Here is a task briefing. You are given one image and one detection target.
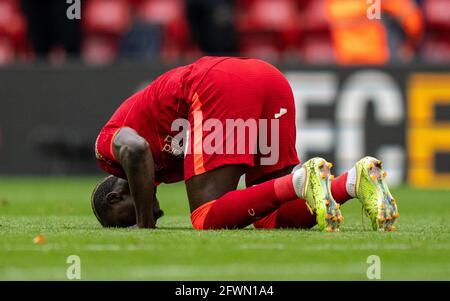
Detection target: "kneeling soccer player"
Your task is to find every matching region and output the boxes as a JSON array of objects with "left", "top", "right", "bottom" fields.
[{"left": 91, "top": 56, "right": 399, "bottom": 232}]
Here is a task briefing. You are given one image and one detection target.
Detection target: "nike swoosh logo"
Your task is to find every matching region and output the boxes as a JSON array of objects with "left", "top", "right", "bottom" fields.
[{"left": 274, "top": 108, "right": 287, "bottom": 119}]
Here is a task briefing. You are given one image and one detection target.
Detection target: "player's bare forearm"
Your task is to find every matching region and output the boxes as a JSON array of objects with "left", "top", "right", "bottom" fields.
[{"left": 113, "top": 127, "right": 156, "bottom": 228}]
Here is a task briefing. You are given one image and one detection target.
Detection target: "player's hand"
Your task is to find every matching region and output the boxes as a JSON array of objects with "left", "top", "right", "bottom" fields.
[{"left": 128, "top": 196, "right": 162, "bottom": 229}]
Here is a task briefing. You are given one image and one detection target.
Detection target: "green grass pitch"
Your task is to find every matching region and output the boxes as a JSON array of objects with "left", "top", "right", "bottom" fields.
[{"left": 0, "top": 177, "right": 449, "bottom": 280}]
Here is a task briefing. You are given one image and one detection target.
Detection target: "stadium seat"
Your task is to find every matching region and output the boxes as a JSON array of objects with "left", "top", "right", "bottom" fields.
[
  {"left": 0, "top": 0, "right": 26, "bottom": 47},
  {"left": 237, "top": 0, "right": 299, "bottom": 32},
  {"left": 239, "top": 39, "right": 281, "bottom": 62},
  {"left": 126, "top": 0, "right": 145, "bottom": 9},
  {"left": 82, "top": 35, "right": 118, "bottom": 65},
  {"left": 237, "top": 0, "right": 301, "bottom": 56},
  {"left": 83, "top": 0, "right": 131, "bottom": 36},
  {"left": 136, "top": 0, "right": 190, "bottom": 61},
  {"left": 0, "top": 37, "right": 15, "bottom": 65},
  {"left": 301, "top": 34, "right": 334, "bottom": 64},
  {"left": 236, "top": 0, "right": 256, "bottom": 10},
  {"left": 422, "top": 35, "right": 450, "bottom": 62},
  {"left": 137, "top": 0, "right": 184, "bottom": 25},
  {"left": 297, "top": 0, "right": 333, "bottom": 63},
  {"left": 300, "top": 0, "right": 329, "bottom": 32},
  {"left": 423, "top": 0, "right": 450, "bottom": 29}
]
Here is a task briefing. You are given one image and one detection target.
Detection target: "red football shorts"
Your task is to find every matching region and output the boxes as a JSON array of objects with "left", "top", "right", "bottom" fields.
[{"left": 183, "top": 58, "right": 299, "bottom": 184}]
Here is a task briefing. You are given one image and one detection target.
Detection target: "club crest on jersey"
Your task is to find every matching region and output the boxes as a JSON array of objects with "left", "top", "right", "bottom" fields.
[{"left": 162, "top": 135, "right": 185, "bottom": 158}]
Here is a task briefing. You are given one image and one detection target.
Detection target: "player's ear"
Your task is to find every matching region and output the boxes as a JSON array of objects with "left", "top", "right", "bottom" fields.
[{"left": 105, "top": 192, "right": 123, "bottom": 204}]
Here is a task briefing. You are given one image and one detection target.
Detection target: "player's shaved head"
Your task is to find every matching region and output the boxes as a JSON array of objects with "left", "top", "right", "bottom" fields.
[
  {"left": 91, "top": 175, "right": 117, "bottom": 226},
  {"left": 91, "top": 176, "right": 136, "bottom": 227}
]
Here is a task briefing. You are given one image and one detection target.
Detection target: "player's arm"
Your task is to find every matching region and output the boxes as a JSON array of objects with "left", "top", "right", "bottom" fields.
[{"left": 112, "top": 127, "right": 156, "bottom": 229}]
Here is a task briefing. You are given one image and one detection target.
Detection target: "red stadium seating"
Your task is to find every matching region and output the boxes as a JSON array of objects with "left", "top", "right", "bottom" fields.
[
  {"left": 0, "top": 0, "right": 27, "bottom": 63},
  {"left": 297, "top": 0, "right": 332, "bottom": 63},
  {"left": 1, "top": 0, "right": 448, "bottom": 64},
  {"left": 82, "top": 35, "right": 119, "bottom": 65},
  {"left": 126, "top": 0, "right": 145, "bottom": 9},
  {"left": 0, "top": 37, "right": 15, "bottom": 65},
  {"left": 237, "top": 0, "right": 302, "bottom": 56},
  {"left": 239, "top": 38, "right": 281, "bottom": 62},
  {"left": 300, "top": 0, "right": 329, "bottom": 32},
  {"left": 83, "top": 0, "right": 131, "bottom": 36},
  {"left": 82, "top": 0, "right": 132, "bottom": 64},
  {"left": 423, "top": 0, "right": 450, "bottom": 29},
  {"left": 301, "top": 34, "right": 334, "bottom": 64},
  {"left": 238, "top": 0, "right": 299, "bottom": 31},
  {"left": 137, "top": 0, "right": 184, "bottom": 25},
  {"left": 422, "top": 0, "right": 450, "bottom": 63},
  {"left": 422, "top": 35, "right": 450, "bottom": 62},
  {"left": 0, "top": 0, "right": 26, "bottom": 46},
  {"left": 137, "top": 0, "right": 190, "bottom": 61}
]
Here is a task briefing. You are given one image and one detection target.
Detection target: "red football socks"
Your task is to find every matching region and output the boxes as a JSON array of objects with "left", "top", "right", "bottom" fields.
[
  {"left": 190, "top": 172, "right": 354, "bottom": 230},
  {"left": 330, "top": 172, "right": 352, "bottom": 204},
  {"left": 253, "top": 198, "right": 317, "bottom": 229},
  {"left": 191, "top": 174, "right": 298, "bottom": 229},
  {"left": 255, "top": 172, "right": 353, "bottom": 229}
]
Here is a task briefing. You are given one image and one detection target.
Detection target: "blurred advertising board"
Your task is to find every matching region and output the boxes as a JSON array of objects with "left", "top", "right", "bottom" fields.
[{"left": 0, "top": 64, "right": 449, "bottom": 188}]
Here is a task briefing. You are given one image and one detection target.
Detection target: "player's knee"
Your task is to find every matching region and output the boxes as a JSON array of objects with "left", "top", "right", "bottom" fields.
[
  {"left": 191, "top": 210, "right": 208, "bottom": 230},
  {"left": 191, "top": 219, "right": 205, "bottom": 230},
  {"left": 190, "top": 200, "right": 216, "bottom": 230}
]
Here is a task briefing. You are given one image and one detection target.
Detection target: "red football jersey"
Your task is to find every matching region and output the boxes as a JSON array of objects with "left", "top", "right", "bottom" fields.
[
  {"left": 95, "top": 56, "right": 299, "bottom": 184},
  {"left": 96, "top": 57, "right": 232, "bottom": 183}
]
